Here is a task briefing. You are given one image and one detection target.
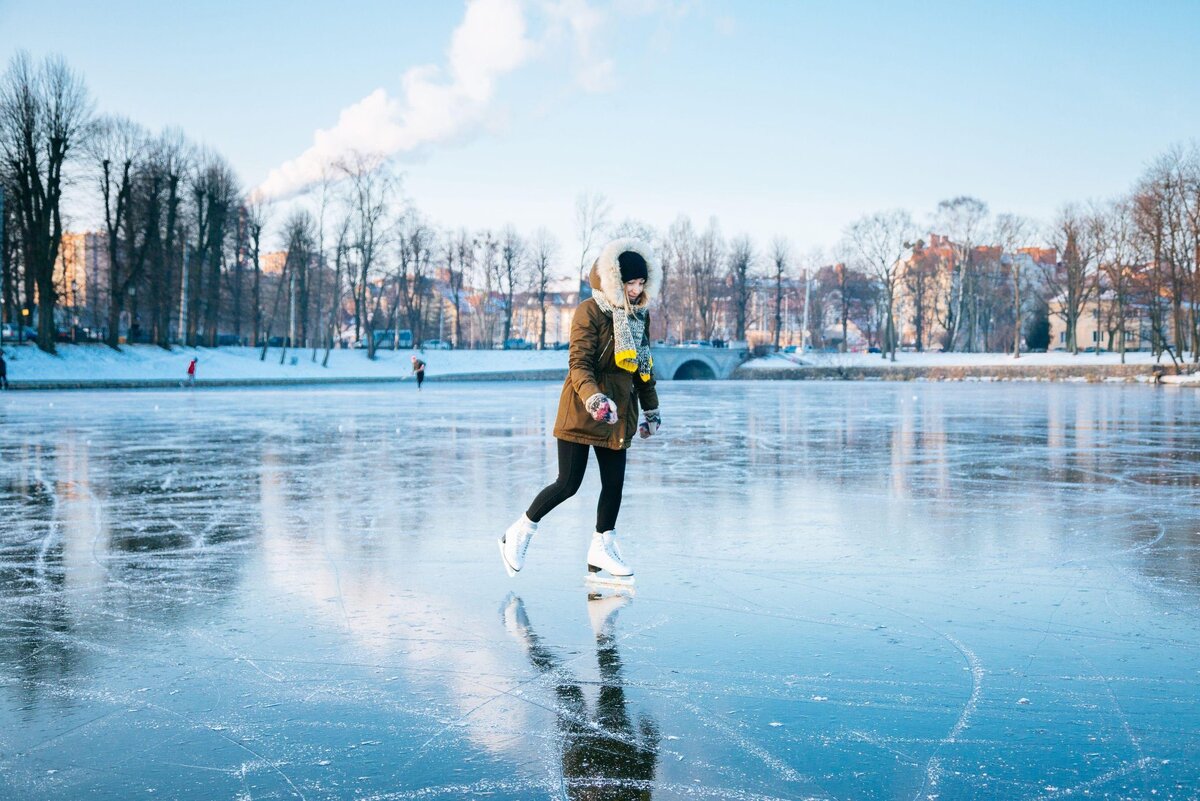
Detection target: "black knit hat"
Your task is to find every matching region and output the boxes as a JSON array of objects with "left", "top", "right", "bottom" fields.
[{"left": 618, "top": 251, "right": 648, "bottom": 283}]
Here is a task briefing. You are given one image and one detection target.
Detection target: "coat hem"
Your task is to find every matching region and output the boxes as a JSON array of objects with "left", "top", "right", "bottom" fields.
[{"left": 552, "top": 430, "right": 631, "bottom": 451}]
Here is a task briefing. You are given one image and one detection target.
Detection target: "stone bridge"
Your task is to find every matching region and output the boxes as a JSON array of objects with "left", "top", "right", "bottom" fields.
[{"left": 652, "top": 346, "right": 750, "bottom": 380}]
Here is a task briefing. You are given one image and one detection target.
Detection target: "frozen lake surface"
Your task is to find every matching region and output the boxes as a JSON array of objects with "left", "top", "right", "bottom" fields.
[{"left": 1, "top": 382, "right": 1198, "bottom": 800}]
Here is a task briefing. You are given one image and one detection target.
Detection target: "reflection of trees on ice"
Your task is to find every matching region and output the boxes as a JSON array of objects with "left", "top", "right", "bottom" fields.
[{"left": 503, "top": 592, "right": 659, "bottom": 799}]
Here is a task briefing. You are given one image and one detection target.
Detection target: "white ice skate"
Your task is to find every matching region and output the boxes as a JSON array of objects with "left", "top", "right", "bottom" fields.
[
  {"left": 585, "top": 529, "right": 635, "bottom": 589},
  {"left": 498, "top": 514, "right": 537, "bottom": 577},
  {"left": 587, "top": 590, "right": 632, "bottom": 638}
]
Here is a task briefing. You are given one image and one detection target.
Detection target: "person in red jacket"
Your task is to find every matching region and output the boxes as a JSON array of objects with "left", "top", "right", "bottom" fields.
[{"left": 185, "top": 358, "right": 197, "bottom": 387}]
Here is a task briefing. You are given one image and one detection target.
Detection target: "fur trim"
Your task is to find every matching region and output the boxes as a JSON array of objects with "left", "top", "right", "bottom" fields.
[{"left": 591, "top": 238, "right": 662, "bottom": 309}]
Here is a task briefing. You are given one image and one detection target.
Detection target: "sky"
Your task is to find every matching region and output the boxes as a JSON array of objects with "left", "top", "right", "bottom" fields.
[{"left": 2, "top": 0, "right": 1199, "bottom": 265}]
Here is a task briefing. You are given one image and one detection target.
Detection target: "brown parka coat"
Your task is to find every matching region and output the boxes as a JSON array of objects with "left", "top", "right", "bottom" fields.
[{"left": 552, "top": 239, "right": 661, "bottom": 451}]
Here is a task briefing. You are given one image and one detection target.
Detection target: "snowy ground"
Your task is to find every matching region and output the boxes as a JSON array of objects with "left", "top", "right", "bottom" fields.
[
  {"left": 0, "top": 343, "right": 568, "bottom": 385},
  {"left": 3, "top": 343, "right": 1198, "bottom": 385},
  {"left": 745, "top": 349, "right": 1200, "bottom": 379},
  {"left": 2, "top": 382, "right": 1199, "bottom": 800}
]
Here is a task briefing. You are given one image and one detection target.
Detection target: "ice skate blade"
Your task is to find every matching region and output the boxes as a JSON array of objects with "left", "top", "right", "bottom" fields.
[
  {"left": 585, "top": 572, "right": 635, "bottom": 591},
  {"left": 498, "top": 538, "right": 518, "bottom": 578}
]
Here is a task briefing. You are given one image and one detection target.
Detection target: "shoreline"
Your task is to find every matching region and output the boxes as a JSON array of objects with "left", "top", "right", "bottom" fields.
[
  {"left": 1, "top": 369, "right": 571, "bottom": 391},
  {"left": 734, "top": 362, "right": 1172, "bottom": 383},
  {"left": 2, "top": 343, "right": 1198, "bottom": 390},
  {"left": 5, "top": 364, "right": 1200, "bottom": 390}
]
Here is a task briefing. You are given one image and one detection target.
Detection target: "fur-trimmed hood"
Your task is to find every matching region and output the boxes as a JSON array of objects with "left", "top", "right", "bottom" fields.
[{"left": 588, "top": 238, "right": 662, "bottom": 310}]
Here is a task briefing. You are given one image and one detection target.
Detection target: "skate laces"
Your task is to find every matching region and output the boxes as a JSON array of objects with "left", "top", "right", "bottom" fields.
[
  {"left": 603, "top": 534, "right": 623, "bottom": 562},
  {"left": 517, "top": 529, "right": 532, "bottom": 560}
]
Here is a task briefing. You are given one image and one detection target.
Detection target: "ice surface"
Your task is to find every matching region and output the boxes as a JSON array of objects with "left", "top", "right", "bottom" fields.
[{"left": 1, "top": 382, "right": 1198, "bottom": 800}]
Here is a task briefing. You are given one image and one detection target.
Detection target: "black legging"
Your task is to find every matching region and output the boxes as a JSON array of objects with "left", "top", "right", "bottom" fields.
[{"left": 526, "top": 439, "right": 627, "bottom": 533}]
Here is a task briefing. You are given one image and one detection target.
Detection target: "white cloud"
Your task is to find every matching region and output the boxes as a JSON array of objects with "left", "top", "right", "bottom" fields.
[
  {"left": 544, "top": 0, "right": 616, "bottom": 92},
  {"left": 256, "top": 0, "right": 534, "bottom": 200},
  {"left": 255, "top": 0, "right": 690, "bottom": 201}
]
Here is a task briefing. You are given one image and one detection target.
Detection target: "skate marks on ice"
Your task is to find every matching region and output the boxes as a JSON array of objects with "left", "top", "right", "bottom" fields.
[
  {"left": 641, "top": 539, "right": 1192, "bottom": 801},
  {"left": 3, "top": 385, "right": 1200, "bottom": 798},
  {"left": 493, "top": 591, "right": 833, "bottom": 801}
]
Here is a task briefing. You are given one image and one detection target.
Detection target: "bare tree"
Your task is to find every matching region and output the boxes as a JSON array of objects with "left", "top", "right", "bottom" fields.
[
  {"left": 1186, "top": 143, "right": 1200, "bottom": 361},
  {"left": 397, "top": 210, "right": 433, "bottom": 345},
  {"left": 478, "top": 230, "right": 500, "bottom": 347},
  {"left": 276, "top": 210, "right": 316, "bottom": 363},
  {"left": 662, "top": 216, "right": 696, "bottom": 343},
  {"left": 450, "top": 228, "right": 473, "bottom": 347},
  {"left": 530, "top": 227, "right": 559, "bottom": 349},
  {"left": 932, "top": 196, "right": 989, "bottom": 351},
  {"left": 992, "top": 213, "right": 1035, "bottom": 358},
  {"left": 575, "top": 190, "right": 611, "bottom": 288},
  {"left": 245, "top": 198, "right": 268, "bottom": 346},
  {"left": 831, "top": 259, "right": 851, "bottom": 352},
  {"left": 88, "top": 116, "right": 147, "bottom": 348},
  {"left": 1133, "top": 178, "right": 1173, "bottom": 362},
  {"left": 337, "top": 151, "right": 394, "bottom": 358},
  {"left": 0, "top": 52, "right": 93, "bottom": 353},
  {"left": 902, "top": 240, "right": 939, "bottom": 352},
  {"left": 845, "top": 209, "right": 916, "bottom": 361},
  {"left": 499, "top": 225, "right": 525, "bottom": 345},
  {"left": 691, "top": 218, "right": 723, "bottom": 339},
  {"left": 727, "top": 234, "right": 755, "bottom": 341},
  {"left": 1094, "top": 197, "right": 1144, "bottom": 363},
  {"left": 185, "top": 151, "right": 238, "bottom": 347},
  {"left": 322, "top": 213, "right": 352, "bottom": 366},
  {"left": 1043, "top": 204, "right": 1102, "bottom": 355},
  {"left": 769, "top": 237, "right": 789, "bottom": 350},
  {"left": 307, "top": 165, "right": 340, "bottom": 360},
  {"left": 1146, "top": 146, "right": 1200, "bottom": 360}
]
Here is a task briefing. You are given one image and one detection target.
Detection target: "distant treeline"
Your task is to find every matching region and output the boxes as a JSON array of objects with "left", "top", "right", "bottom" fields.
[{"left": 2, "top": 53, "right": 1198, "bottom": 364}]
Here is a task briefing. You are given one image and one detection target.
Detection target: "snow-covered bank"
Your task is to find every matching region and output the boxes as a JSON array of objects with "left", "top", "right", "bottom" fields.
[
  {"left": 740, "top": 350, "right": 1190, "bottom": 370},
  {"left": 737, "top": 351, "right": 1199, "bottom": 385},
  {"left": 1, "top": 343, "right": 1198, "bottom": 388},
  {"left": 0, "top": 344, "right": 569, "bottom": 388}
]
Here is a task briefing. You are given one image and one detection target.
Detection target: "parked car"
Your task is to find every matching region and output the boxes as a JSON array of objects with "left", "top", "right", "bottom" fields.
[
  {"left": 359, "top": 329, "right": 414, "bottom": 350},
  {"left": 421, "top": 339, "right": 452, "bottom": 350},
  {"left": 503, "top": 338, "right": 534, "bottom": 350},
  {"left": 1, "top": 323, "right": 37, "bottom": 342},
  {"left": 55, "top": 325, "right": 96, "bottom": 343},
  {"left": 681, "top": 340, "right": 713, "bottom": 348}
]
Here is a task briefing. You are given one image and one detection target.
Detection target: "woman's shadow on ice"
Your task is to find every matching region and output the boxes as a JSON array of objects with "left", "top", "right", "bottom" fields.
[{"left": 502, "top": 592, "right": 660, "bottom": 800}]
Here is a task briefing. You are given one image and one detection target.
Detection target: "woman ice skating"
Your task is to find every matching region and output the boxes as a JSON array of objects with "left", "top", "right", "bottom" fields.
[
  {"left": 499, "top": 238, "right": 662, "bottom": 587},
  {"left": 411, "top": 355, "right": 426, "bottom": 390},
  {"left": 185, "top": 358, "right": 197, "bottom": 387}
]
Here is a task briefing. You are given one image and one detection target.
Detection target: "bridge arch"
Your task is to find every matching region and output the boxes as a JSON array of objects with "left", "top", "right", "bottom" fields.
[
  {"left": 651, "top": 346, "right": 749, "bottom": 380},
  {"left": 673, "top": 359, "right": 717, "bottom": 380}
]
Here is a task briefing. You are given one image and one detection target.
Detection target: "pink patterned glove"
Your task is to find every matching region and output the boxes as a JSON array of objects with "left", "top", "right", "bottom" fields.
[{"left": 585, "top": 393, "right": 618, "bottom": 424}]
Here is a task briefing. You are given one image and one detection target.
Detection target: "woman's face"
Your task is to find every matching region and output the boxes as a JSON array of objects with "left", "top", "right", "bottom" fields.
[{"left": 624, "top": 278, "right": 646, "bottom": 302}]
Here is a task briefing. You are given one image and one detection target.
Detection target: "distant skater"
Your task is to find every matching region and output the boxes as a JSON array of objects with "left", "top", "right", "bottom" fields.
[
  {"left": 499, "top": 238, "right": 662, "bottom": 587},
  {"left": 411, "top": 355, "right": 425, "bottom": 390},
  {"left": 185, "top": 357, "right": 197, "bottom": 387},
  {"left": 0, "top": 350, "right": 8, "bottom": 390}
]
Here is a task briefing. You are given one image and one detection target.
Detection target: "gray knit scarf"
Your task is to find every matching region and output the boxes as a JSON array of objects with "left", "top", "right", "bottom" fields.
[{"left": 593, "top": 294, "right": 653, "bottom": 381}]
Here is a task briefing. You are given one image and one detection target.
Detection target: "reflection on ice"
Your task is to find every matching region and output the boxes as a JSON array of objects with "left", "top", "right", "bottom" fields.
[
  {"left": 503, "top": 592, "right": 660, "bottom": 799},
  {"left": 1, "top": 383, "right": 1199, "bottom": 800}
]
